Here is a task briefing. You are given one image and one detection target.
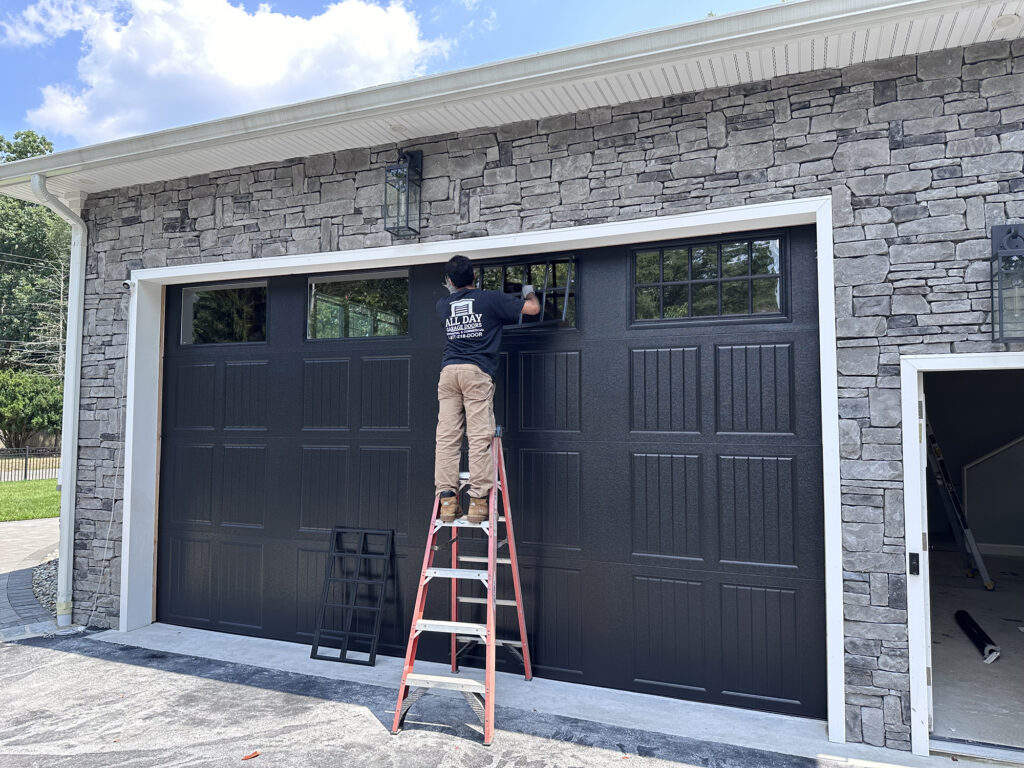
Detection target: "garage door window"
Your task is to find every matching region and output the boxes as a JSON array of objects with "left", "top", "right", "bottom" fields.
[
  {"left": 477, "top": 258, "right": 577, "bottom": 328},
  {"left": 308, "top": 272, "right": 409, "bottom": 339},
  {"left": 633, "top": 238, "right": 782, "bottom": 321},
  {"left": 181, "top": 281, "right": 267, "bottom": 345}
]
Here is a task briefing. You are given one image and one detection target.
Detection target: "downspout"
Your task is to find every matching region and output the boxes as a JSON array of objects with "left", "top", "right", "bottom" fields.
[{"left": 30, "top": 173, "right": 85, "bottom": 628}]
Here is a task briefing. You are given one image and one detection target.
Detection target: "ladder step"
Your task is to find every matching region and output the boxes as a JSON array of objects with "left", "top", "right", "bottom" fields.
[
  {"left": 457, "top": 596, "right": 518, "bottom": 606},
  {"left": 424, "top": 567, "right": 487, "bottom": 581},
  {"left": 456, "top": 635, "right": 522, "bottom": 647},
  {"left": 438, "top": 519, "right": 488, "bottom": 528},
  {"left": 416, "top": 619, "right": 487, "bottom": 637},
  {"left": 405, "top": 673, "right": 485, "bottom": 694},
  {"left": 458, "top": 555, "right": 511, "bottom": 564}
]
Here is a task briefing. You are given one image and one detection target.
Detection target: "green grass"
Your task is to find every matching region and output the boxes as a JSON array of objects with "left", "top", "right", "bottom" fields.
[{"left": 0, "top": 479, "right": 61, "bottom": 522}]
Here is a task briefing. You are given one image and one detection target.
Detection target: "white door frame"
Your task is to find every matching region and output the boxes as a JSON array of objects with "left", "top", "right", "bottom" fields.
[
  {"left": 117, "top": 196, "right": 844, "bottom": 742},
  {"left": 901, "top": 351, "right": 1024, "bottom": 755}
]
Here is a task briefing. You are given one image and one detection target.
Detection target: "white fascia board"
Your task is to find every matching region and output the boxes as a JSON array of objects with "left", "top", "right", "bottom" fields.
[
  {"left": 132, "top": 197, "right": 827, "bottom": 286},
  {"left": 0, "top": 0, "right": 982, "bottom": 194}
]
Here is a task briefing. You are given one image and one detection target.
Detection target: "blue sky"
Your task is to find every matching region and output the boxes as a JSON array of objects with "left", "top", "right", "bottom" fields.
[{"left": 0, "top": 0, "right": 775, "bottom": 152}]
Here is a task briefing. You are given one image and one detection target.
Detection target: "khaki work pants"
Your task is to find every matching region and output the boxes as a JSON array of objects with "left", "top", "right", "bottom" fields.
[{"left": 435, "top": 364, "right": 496, "bottom": 499}]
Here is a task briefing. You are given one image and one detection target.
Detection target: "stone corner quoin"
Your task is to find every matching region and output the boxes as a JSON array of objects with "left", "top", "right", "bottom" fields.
[{"left": 74, "top": 38, "right": 1024, "bottom": 751}]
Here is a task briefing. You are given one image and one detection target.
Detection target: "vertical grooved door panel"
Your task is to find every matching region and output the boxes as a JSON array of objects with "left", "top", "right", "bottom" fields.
[
  {"left": 519, "top": 351, "right": 580, "bottom": 431},
  {"left": 303, "top": 359, "right": 350, "bottom": 429},
  {"left": 221, "top": 445, "right": 267, "bottom": 528},
  {"left": 631, "top": 348, "right": 700, "bottom": 432},
  {"left": 518, "top": 450, "right": 581, "bottom": 549},
  {"left": 631, "top": 453, "right": 702, "bottom": 559},
  {"left": 716, "top": 344, "right": 794, "bottom": 433},
  {"left": 719, "top": 455, "right": 796, "bottom": 567},
  {"left": 633, "top": 576, "right": 706, "bottom": 692},
  {"left": 359, "top": 447, "right": 410, "bottom": 535},
  {"left": 217, "top": 542, "right": 263, "bottom": 629},
  {"left": 224, "top": 361, "right": 268, "bottom": 429},
  {"left": 360, "top": 357, "right": 410, "bottom": 429},
  {"left": 299, "top": 447, "right": 351, "bottom": 532},
  {"left": 174, "top": 364, "right": 216, "bottom": 429}
]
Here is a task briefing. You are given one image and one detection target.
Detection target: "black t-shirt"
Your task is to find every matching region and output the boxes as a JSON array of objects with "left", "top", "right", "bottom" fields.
[{"left": 436, "top": 288, "right": 525, "bottom": 378}]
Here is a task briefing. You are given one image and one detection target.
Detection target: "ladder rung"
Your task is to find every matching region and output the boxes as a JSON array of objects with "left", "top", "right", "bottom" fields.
[
  {"left": 325, "top": 577, "right": 385, "bottom": 585},
  {"left": 438, "top": 519, "right": 489, "bottom": 528},
  {"left": 416, "top": 619, "right": 487, "bottom": 637},
  {"left": 316, "top": 629, "right": 376, "bottom": 639},
  {"left": 458, "top": 556, "right": 511, "bottom": 564},
  {"left": 456, "top": 635, "right": 522, "bottom": 647},
  {"left": 405, "top": 673, "right": 485, "bottom": 694},
  {"left": 456, "top": 596, "right": 518, "bottom": 606},
  {"left": 329, "top": 552, "right": 390, "bottom": 560},
  {"left": 424, "top": 568, "right": 487, "bottom": 581}
]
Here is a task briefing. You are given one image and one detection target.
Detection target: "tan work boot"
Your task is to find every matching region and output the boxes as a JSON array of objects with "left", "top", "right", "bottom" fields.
[
  {"left": 439, "top": 493, "right": 463, "bottom": 523},
  {"left": 467, "top": 496, "right": 489, "bottom": 524}
]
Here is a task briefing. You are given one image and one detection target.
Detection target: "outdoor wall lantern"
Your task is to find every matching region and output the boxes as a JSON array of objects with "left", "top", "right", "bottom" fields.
[
  {"left": 384, "top": 150, "right": 422, "bottom": 237},
  {"left": 992, "top": 224, "right": 1024, "bottom": 342}
]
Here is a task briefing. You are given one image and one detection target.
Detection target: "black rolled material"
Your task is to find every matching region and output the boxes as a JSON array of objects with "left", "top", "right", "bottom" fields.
[{"left": 954, "top": 609, "right": 1001, "bottom": 664}]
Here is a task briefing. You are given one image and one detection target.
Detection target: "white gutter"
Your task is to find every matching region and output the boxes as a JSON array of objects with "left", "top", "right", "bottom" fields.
[{"left": 30, "top": 173, "right": 85, "bottom": 628}]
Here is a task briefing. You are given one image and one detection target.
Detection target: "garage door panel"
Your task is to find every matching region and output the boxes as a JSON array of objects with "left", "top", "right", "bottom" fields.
[
  {"left": 630, "top": 452, "right": 703, "bottom": 560},
  {"left": 715, "top": 343, "right": 794, "bottom": 434},
  {"left": 171, "top": 363, "right": 216, "bottom": 430},
  {"left": 217, "top": 541, "right": 264, "bottom": 630},
  {"left": 518, "top": 350, "right": 581, "bottom": 432},
  {"left": 717, "top": 454, "right": 797, "bottom": 567},
  {"left": 298, "top": 446, "right": 352, "bottom": 532},
  {"left": 301, "top": 358, "right": 351, "bottom": 430},
  {"left": 359, "top": 356, "right": 410, "bottom": 430},
  {"left": 224, "top": 360, "right": 269, "bottom": 430},
  {"left": 221, "top": 444, "right": 267, "bottom": 528},
  {"left": 163, "top": 536, "right": 213, "bottom": 624},
  {"left": 632, "top": 574, "right": 708, "bottom": 694},
  {"left": 517, "top": 449, "right": 582, "bottom": 551},
  {"left": 166, "top": 443, "right": 215, "bottom": 525},
  {"left": 630, "top": 346, "right": 701, "bottom": 433},
  {"left": 521, "top": 564, "right": 584, "bottom": 680},
  {"left": 357, "top": 446, "right": 410, "bottom": 535}
]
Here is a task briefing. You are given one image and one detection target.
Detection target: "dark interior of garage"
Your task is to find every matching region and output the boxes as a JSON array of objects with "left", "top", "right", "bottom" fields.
[{"left": 924, "top": 370, "right": 1024, "bottom": 750}]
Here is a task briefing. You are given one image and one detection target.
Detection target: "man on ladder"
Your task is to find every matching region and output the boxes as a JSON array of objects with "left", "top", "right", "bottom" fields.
[
  {"left": 434, "top": 255, "right": 540, "bottom": 522},
  {"left": 391, "top": 255, "right": 538, "bottom": 746}
]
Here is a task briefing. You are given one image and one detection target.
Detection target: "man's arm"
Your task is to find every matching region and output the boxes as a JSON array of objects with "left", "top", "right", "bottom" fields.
[{"left": 521, "top": 285, "right": 541, "bottom": 316}]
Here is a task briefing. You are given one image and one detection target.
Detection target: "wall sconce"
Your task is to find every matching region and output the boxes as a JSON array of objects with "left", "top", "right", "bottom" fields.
[
  {"left": 384, "top": 150, "right": 422, "bottom": 237},
  {"left": 992, "top": 224, "right": 1024, "bottom": 342}
]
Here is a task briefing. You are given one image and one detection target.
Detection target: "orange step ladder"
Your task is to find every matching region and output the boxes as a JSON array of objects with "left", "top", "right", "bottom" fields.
[{"left": 391, "top": 426, "right": 532, "bottom": 746}]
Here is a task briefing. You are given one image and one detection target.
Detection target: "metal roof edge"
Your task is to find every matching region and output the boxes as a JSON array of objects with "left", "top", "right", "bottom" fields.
[{"left": 0, "top": 0, "right": 997, "bottom": 191}]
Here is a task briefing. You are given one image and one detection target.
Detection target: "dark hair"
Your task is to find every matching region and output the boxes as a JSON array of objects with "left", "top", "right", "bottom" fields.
[{"left": 445, "top": 255, "right": 475, "bottom": 288}]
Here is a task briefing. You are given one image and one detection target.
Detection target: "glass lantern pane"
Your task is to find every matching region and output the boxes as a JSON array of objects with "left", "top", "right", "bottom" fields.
[
  {"left": 691, "top": 246, "right": 718, "bottom": 280},
  {"left": 691, "top": 282, "right": 718, "bottom": 316},
  {"left": 635, "top": 250, "right": 660, "bottom": 283},
  {"left": 722, "top": 241, "right": 749, "bottom": 277},
  {"left": 752, "top": 239, "right": 781, "bottom": 275},
  {"left": 635, "top": 287, "right": 660, "bottom": 320},
  {"left": 663, "top": 249, "right": 688, "bottom": 281},
  {"left": 752, "top": 277, "right": 781, "bottom": 314},
  {"left": 721, "top": 280, "right": 749, "bottom": 315}
]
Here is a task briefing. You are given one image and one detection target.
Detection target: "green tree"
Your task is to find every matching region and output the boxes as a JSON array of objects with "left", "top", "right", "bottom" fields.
[
  {"left": 0, "top": 369, "right": 62, "bottom": 448},
  {"left": 0, "top": 130, "right": 70, "bottom": 374}
]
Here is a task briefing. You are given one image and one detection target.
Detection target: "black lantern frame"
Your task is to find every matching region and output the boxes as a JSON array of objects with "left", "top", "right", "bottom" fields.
[
  {"left": 384, "top": 150, "right": 422, "bottom": 237},
  {"left": 991, "top": 224, "right": 1024, "bottom": 343}
]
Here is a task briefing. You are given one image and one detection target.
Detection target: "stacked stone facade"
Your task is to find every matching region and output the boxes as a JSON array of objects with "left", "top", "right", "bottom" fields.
[{"left": 75, "top": 39, "right": 1024, "bottom": 750}]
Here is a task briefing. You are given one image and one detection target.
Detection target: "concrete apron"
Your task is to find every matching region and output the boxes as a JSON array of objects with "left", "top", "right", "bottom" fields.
[{"left": 93, "top": 624, "right": 969, "bottom": 768}]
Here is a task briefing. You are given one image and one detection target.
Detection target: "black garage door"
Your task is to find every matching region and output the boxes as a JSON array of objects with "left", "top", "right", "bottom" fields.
[{"left": 158, "top": 225, "right": 825, "bottom": 717}]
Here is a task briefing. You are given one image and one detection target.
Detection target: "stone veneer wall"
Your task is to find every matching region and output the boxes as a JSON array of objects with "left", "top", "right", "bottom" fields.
[{"left": 75, "top": 39, "right": 1024, "bottom": 750}]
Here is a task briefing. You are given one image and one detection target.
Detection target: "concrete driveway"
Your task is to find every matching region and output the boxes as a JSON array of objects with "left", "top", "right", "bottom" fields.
[{"left": 0, "top": 633, "right": 974, "bottom": 768}]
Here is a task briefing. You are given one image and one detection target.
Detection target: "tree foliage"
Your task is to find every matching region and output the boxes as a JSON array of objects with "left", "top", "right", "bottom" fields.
[
  {"left": 0, "top": 368, "right": 62, "bottom": 448},
  {"left": 0, "top": 130, "right": 70, "bottom": 375}
]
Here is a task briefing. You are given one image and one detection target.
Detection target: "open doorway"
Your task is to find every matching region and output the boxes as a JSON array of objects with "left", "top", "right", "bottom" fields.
[{"left": 924, "top": 369, "right": 1024, "bottom": 751}]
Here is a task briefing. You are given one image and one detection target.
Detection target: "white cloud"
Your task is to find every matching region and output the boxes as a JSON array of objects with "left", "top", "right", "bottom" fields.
[{"left": 3, "top": 0, "right": 450, "bottom": 145}]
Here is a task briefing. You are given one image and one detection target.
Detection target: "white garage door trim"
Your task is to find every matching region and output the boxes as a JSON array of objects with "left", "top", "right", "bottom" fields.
[{"left": 117, "top": 195, "right": 843, "bottom": 741}]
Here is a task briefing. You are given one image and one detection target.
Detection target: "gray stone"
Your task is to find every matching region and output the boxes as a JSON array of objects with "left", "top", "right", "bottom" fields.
[
  {"left": 715, "top": 142, "right": 773, "bottom": 172},
  {"left": 838, "top": 347, "right": 878, "bottom": 376},
  {"left": 869, "top": 388, "right": 902, "bottom": 428},
  {"left": 670, "top": 157, "right": 716, "bottom": 179},
  {"left": 917, "top": 49, "right": 962, "bottom": 80},
  {"left": 706, "top": 111, "right": 726, "bottom": 148},
  {"left": 834, "top": 255, "right": 889, "bottom": 286},
  {"left": 843, "top": 523, "right": 885, "bottom": 552},
  {"left": 962, "top": 153, "right": 1022, "bottom": 175},
  {"left": 834, "top": 139, "right": 890, "bottom": 171},
  {"left": 884, "top": 171, "right": 931, "bottom": 194},
  {"left": 551, "top": 154, "right": 593, "bottom": 181}
]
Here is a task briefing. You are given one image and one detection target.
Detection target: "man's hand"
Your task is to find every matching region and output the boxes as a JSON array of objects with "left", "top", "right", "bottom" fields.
[{"left": 521, "top": 284, "right": 541, "bottom": 316}]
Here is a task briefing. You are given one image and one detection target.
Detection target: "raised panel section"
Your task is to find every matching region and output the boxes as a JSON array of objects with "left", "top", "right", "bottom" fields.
[
  {"left": 224, "top": 360, "right": 268, "bottom": 429},
  {"left": 720, "top": 584, "right": 801, "bottom": 704},
  {"left": 295, "top": 547, "right": 328, "bottom": 637},
  {"left": 716, "top": 344, "right": 793, "bottom": 433},
  {"left": 631, "top": 347, "right": 700, "bottom": 432},
  {"left": 519, "top": 351, "right": 580, "bottom": 431},
  {"left": 361, "top": 357, "right": 410, "bottom": 429},
  {"left": 633, "top": 576, "right": 706, "bottom": 692},
  {"left": 632, "top": 454, "right": 702, "bottom": 559},
  {"left": 523, "top": 566, "right": 583, "bottom": 676},
  {"left": 299, "top": 446, "right": 351, "bottom": 531},
  {"left": 359, "top": 447, "right": 410, "bottom": 535},
  {"left": 518, "top": 450, "right": 581, "bottom": 549},
  {"left": 303, "top": 358, "right": 350, "bottom": 429},
  {"left": 718, "top": 456, "right": 796, "bottom": 567},
  {"left": 174, "top": 363, "right": 215, "bottom": 429},
  {"left": 217, "top": 542, "right": 263, "bottom": 629},
  {"left": 170, "top": 444, "right": 214, "bottom": 524},
  {"left": 165, "top": 537, "right": 212, "bottom": 622},
  {"left": 221, "top": 445, "right": 267, "bottom": 528}
]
